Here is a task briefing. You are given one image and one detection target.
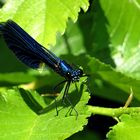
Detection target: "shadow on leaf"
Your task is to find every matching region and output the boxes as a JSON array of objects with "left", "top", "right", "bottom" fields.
[
  {"left": 19, "top": 81, "right": 85, "bottom": 117},
  {"left": 19, "top": 88, "right": 43, "bottom": 115}
]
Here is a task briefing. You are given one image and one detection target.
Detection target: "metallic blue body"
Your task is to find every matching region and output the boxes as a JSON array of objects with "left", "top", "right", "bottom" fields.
[{"left": 0, "top": 20, "right": 83, "bottom": 82}]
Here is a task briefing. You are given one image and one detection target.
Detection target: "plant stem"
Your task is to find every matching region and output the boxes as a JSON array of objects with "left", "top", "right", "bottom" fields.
[{"left": 88, "top": 105, "right": 140, "bottom": 117}]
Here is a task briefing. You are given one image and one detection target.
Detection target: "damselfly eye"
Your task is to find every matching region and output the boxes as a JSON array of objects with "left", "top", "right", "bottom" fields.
[
  {"left": 78, "top": 69, "right": 83, "bottom": 76},
  {"left": 66, "top": 72, "right": 71, "bottom": 78}
]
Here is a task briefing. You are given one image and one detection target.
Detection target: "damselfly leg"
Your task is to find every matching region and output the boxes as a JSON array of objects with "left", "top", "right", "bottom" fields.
[
  {"left": 63, "top": 81, "right": 78, "bottom": 117},
  {"left": 54, "top": 80, "right": 78, "bottom": 117}
]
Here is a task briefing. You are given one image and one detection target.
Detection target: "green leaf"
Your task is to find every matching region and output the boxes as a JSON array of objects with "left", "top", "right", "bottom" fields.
[
  {"left": 64, "top": 0, "right": 140, "bottom": 80},
  {"left": 107, "top": 113, "right": 140, "bottom": 140},
  {"left": 51, "top": 20, "right": 86, "bottom": 57},
  {"left": 0, "top": 73, "right": 35, "bottom": 83},
  {"left": 0, "top": 0, "right": 89, "bottom": 47},
  {"left": 0, "top": 77, "right": 90, "bottom": 140},
  {"left": 87, "top": 56, "right": 140, "bottom": 105},
  {"left": 99, "top": 0, "right": 140, "bottom": 80}
]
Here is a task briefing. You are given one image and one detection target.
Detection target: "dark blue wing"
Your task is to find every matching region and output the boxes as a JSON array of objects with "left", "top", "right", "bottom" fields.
[{"left": 0, "top": 20, "right": 61, "bottom": 69}]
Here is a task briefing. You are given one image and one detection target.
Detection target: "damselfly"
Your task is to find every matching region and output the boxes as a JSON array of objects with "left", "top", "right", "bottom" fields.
[{"left": 0, "top": 20, "right": 86, "bottom": 116}]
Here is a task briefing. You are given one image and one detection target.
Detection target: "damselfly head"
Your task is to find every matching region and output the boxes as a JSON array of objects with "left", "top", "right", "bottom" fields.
[
  {"left": 66, "top": 68, "right": 83, "bottom": 82},
  {"left": 76, "top": 69, "right": 83, "bottom": 76}
]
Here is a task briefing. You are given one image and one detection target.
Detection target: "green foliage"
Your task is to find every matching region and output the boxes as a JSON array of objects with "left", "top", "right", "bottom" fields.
[
  {"left": 0, "top": 0, "right": 140, "bottom": 140},
  {"left": 0, "top": 0, "right": 89, "bottom": 47},
  {"left": 99, "top": 0, "right": 140, "bottom": 79},
  {"left": 0, "top": 79, "right": 90, "bottom": 140},
  {"left": 87, "top": 57, "right": 140, "bottom": 104},
  {"left": 107, "top": 113, "right": 140, "bottom": 140}
]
